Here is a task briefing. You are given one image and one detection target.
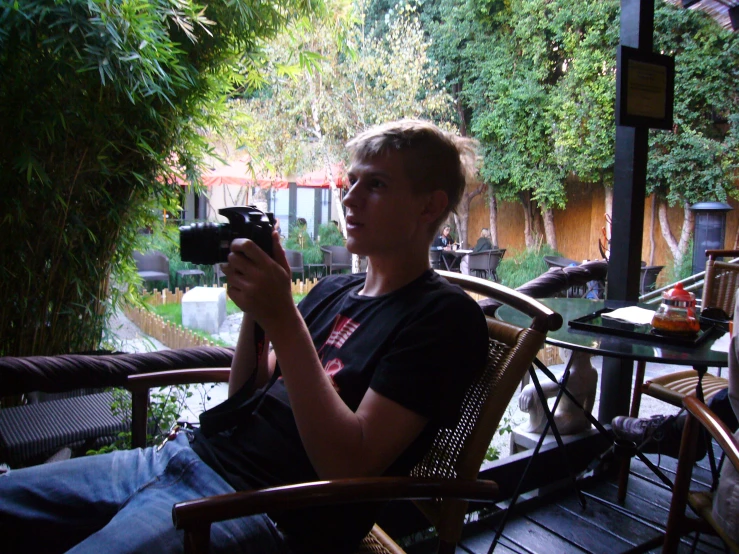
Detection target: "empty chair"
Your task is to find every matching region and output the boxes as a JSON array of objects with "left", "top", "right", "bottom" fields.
[
  {"left": 639, "top": 265, "right": 664, "bottom": 296},
  {"left": 543, "top": 255, "right": 579, "bottom": 270},
  {"left": 284, "top": 249, "right": 305, "bottom": 281},
  {"left": 133, "top": 251, "right": 170, "bottom": 290},
  {"left": 468, "top": 249, "right": 506, "bottom": 282},
  {"left": 321, "top": 245, "right": 352, "bottom": 274}
]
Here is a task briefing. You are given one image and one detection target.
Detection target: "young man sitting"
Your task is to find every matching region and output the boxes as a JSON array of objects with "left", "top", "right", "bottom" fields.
[{"left": 0, "top": 120, "right": 488, "bottom": 553}]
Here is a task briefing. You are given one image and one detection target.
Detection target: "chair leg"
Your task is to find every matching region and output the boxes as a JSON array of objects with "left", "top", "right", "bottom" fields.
[
  {"left": 617, "top": 360, "right": 647, "bottom": 502},
  {"left": 663, "top": 413, "right": 700, "bottom": 553}
]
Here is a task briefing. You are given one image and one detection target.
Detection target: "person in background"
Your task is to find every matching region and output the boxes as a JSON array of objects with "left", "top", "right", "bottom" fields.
[
  {"left": 461, "top": 228, "right": 496, "bottom": 275},
  {"left": 432, "top": 225, "right": 453, "bottom": 250}
]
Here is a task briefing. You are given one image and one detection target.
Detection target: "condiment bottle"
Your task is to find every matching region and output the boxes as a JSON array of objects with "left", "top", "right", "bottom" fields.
[{"left": 650, "top": 282, "right": 700, "bottom": 335}]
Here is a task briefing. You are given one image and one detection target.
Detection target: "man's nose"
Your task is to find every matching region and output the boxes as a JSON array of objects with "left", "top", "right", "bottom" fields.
[{"left": 342, "top": 182, "right": 360, "bottom": 208}]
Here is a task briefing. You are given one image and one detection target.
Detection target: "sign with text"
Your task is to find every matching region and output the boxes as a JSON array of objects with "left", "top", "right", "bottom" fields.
[{"left": 616, "top": 46, "right": 675, "bottom": 129}]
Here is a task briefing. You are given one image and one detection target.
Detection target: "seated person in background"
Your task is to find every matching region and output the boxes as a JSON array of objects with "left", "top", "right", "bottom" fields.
[
  {"left": 432, "top": 224, "right": 454, "bottom": 250},
  {"left": 0, "top": 119, "right": 488, "bottom": 554},
  {"left": 472, "top": 227, "right": 495, "bottom": 253},
  {"left": 461, "top": 227, "right": 496, "bottom": 274}
]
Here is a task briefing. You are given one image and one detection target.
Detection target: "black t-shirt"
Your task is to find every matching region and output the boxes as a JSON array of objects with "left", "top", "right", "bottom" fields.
[{"left": 192, "top": 269, "right": 488, "bottom": 552}]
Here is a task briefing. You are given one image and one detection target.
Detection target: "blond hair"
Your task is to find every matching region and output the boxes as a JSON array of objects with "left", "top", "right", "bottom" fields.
[{"left": 346, "top": 119, "right": 479, "bottom": 226}]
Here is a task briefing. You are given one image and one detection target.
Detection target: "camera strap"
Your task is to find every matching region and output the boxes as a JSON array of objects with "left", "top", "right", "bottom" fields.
[{"left": 198, "top": 322, "right": 280, "bottom": 437}]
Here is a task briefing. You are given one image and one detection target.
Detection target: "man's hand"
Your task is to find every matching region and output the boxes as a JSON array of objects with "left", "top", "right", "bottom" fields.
[{"left": 223, "top": 232, "right": 294, "bottom": 332}]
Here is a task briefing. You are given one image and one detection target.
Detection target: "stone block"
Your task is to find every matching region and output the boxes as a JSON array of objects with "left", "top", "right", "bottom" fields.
[{"left": 182, "top": 286, "right": 226, "bottom": 334}]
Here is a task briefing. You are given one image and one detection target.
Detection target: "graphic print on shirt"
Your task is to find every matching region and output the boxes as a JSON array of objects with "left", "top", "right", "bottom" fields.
[{"left": 318, "top": 314, "right": 359, "bottom": 392}]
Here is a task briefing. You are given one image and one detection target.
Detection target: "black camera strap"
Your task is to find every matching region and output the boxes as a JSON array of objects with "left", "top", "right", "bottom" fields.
[{"left": 198, "top": 322, "right": 280, "bottom": 437}]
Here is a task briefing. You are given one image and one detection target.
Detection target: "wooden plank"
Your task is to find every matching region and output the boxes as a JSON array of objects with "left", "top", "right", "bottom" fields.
[
  {"left": 456, "top": 535, "right": 519, "bottom": 554},
  {"left": 556, "top": 491, "right": 663, "bottom": 548},
  {"left": 496, "top": 516, "right": 588, "bottom": 554},
  {"left": 525, "top": 504, "right": 632, "bottom": 553}
]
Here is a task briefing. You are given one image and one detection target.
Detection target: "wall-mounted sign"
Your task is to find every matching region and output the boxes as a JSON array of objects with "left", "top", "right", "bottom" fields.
[{"left": 616, "top": 45, "right": 675, "bottom": 129}]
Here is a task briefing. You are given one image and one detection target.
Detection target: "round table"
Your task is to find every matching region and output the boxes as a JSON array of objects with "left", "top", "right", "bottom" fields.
[{"left": 497, "top": 297, "right": 728, "bottom": 368}]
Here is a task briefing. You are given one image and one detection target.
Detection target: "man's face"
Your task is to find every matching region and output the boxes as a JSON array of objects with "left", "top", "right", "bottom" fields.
[{"left": 343, "top": 151, "right": 434, "bottom": 258}]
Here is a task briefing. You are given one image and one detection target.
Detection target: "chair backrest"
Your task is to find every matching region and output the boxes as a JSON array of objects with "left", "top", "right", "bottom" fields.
[
  {"left": 543, "top": 255, "right": 577, "bottom": 270},
  {"left": 322, "top": 245, "right": 351, "bottom": 264},
  {"left": 488, "top": 249, "right": 505, "bottom": 272},
  {"left": 284, "top": 249, "right": 304, "bottom": 271},
  {"left": 133, "top": 250, "right": 169, "bottom": 273},
  {"left": 663, "top": 396, "right": 739, "bottom": 553},
  {"left": 704, "top": 250, "right": 739, "bottom": 318},
  {"left": 409, "top": 271, "right": 561, "bottom": 545},
  {"left": 639, "top": 265, "right": 664, "bottom": 295}
]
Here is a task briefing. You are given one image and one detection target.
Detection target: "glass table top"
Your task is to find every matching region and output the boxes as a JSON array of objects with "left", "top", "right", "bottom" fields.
[{"left": 497, "top": 298, "right": 729, "bottom": 367}]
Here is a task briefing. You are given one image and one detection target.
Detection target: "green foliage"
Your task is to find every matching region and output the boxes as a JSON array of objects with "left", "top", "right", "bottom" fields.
[
  {"left": 0, "top": 0, "right": 314, "bottom": 357},
  {"left": 87, "top": 385, "right": 196, "bottom": 453},
  {"left": 498, "top": 244, "right": 561, "bottom": 290},
  {"left": 317, "top": 223, "right": 346, "bottom": 247},
  {"left": 285, "top": 221, "right": 322, "bottom": 264}
]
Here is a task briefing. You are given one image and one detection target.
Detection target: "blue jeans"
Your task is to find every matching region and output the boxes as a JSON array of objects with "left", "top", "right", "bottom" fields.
[{"left": 0, "top": 433, "right": 293, "bottom": 553}]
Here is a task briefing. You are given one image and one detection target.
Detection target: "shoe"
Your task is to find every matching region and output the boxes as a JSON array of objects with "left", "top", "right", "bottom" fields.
[{"left": 611, "top": 414, "right": 689, "bottom": 459}]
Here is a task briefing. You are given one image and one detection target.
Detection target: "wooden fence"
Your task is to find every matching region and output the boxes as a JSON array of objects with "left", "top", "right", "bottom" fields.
[{"left": 124, "top": 279, "right": 321, "bottom": 349}]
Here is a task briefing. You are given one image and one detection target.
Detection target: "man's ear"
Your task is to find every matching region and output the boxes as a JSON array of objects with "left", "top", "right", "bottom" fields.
[{"left": 420, "top": 190, "right": 449, "bottom": 225}]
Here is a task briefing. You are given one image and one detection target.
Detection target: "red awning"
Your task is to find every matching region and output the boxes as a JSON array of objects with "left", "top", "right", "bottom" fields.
[
  {"left": 295, "top": 163, "right": 347, "bottom": 189},
  {"left": 202, "top": 160, "right": 289, "bottom": 189}
]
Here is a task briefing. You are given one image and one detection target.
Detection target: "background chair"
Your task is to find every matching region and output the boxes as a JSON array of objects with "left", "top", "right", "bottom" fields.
[
  {"left": 639, "top": 264, "right": 664, "bottom": 296},
  {"left": 133, "top": 251, "right": 170, "bottom": 290},
  {"left": 125, "top": 272, "right": 562, "bottom": 553},
  {"left": 321, "top": 245, "right": 352, "bottom": 274},
  {"left": 543, "top": 255, "right": 579, "bottom": 270},
  {"left": 662, "top": 396, "right": 739, "bottom": 553},
  {"left": 284, "top": 249, "right": 305, "bottom": 281},
  {"left": 467, "top": 249, "right": 506, "bottom": 282}
]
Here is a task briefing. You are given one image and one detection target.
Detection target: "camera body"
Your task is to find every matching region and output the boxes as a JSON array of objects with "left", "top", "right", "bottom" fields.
[{"left": 179, "top": 206, "right": 275, "bottom": 265}]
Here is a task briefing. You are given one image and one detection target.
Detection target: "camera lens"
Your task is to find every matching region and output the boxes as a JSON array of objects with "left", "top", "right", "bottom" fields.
[{"left": 179, "top": 222, "right": 232, "bottom": 265}]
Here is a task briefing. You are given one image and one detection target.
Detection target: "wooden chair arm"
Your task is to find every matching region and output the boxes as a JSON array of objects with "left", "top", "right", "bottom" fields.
[
  {"left": 683, "top": 396, "right": 739, "bottom": 472},
  {"left": 126, "top": 368, "right": 231, "bottom": 393},
  {"left": 173, "top": 477, "right": 498, "bottom": 529},
  {"left": 706, "top": 250, "right": 739, "bottom": 260},
  {"left": 438, "top": 270, "right": 563, "bottom": 333},
  {"left": 126, "top": 368, "right": 230, "bottom": 449}
]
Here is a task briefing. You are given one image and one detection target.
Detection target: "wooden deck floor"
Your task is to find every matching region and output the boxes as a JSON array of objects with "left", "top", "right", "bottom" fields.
[{"left": 452, "top": 446, "right": 726, "bottom": 554}]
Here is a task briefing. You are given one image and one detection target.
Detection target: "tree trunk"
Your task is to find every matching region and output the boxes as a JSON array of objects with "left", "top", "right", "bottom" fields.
[
  {"left": 489, "top": 192, "right": 499, "bottom": 248},
  {"left": 657, "top": 198, "right": 695, "bottom": 266},
  {"left": 453, "top": 83, "right": 467, "bottom": 137},
  {"left": 541, "top": 206, "right": 557, "bottom": 251},
  {"left": 604, "top": 185, "right": 613, "bottom": 243},
  {"left": 648, "top": 195, "right": 656, "bottom": 265},
  {"left": 455, "top": 182, "right": 485, "bottom": 248},
  {"left": 520, "top": 191, "right": 536, "bottom": 248}
]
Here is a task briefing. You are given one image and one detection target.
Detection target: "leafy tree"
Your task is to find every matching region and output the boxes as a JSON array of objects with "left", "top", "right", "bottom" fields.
[
  {"left": 0, "top": 0, "right": 313, "bottom": 356},
  {"left": 224, "top": 0, "right": 455, "bottom": 241},
  {"left": 647, "top": 3, "right": 739, "bottom": 265}
]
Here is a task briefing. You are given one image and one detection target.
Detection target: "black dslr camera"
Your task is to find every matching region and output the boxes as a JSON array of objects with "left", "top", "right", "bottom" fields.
[{"left": 179, "top": 206, "right": 275, "bottom": 265}]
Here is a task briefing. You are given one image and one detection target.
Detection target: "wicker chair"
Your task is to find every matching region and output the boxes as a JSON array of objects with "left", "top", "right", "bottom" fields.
[
  {"left": 632, "top": 250, "right": 739, "bottom": 416},
  {"left": 133, "top": 250, "right": 170, "bottom": 290},
  {"left": 321, "top": 245, "right": 352, "bottom": 274},
  {"left": 618, "top": 250, "right": 738, "bottom": 501},
  {"left": 284, "top": 249, "right": 305, "bottom": 281},
  {"left": 125, "top": 271, "right": 562, "bottom": 554},
  {"left": 467, "top": 249, "right": 506, "bottom": 282},
  {"left": 662, "top": 396, "right": 739, "bottom": 553}
]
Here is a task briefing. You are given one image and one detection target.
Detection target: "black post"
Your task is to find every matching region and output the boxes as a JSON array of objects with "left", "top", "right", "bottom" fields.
[{"left": 600, "top": 0, "right": 655, "bottom": 423}]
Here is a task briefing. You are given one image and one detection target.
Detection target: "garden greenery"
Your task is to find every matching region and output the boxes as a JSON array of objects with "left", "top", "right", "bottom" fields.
[{"left": 0, "top": 0, "right": 314, "bottom": 357}]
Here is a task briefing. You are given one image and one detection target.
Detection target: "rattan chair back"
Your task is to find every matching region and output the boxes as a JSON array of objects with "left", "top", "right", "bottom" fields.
[{"left": 703, "top": 250, "right": 739, "bottom": 318}]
